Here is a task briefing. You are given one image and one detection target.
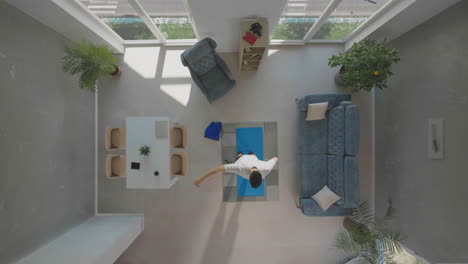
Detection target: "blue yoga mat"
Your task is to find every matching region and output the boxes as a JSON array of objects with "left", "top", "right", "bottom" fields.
[{"left": 236, "top": 127, "right": 265, "bottom": 196}]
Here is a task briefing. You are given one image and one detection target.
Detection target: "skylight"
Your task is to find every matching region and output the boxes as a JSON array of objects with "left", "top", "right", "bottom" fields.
[
  {"left": 138, "top": 0, "right": 196, "bottom": 39},
  {"left": 273, "top": 0, "right": 330, "bottom": 40},
  {"left": 273, "top": 0, "right": 393, "bottom": 41},
  {"left": 78, "top": 0, "right": 197, "bottom": 42},
  {"left": 312, "top": 0, "right": 391, "bottom": 40}
]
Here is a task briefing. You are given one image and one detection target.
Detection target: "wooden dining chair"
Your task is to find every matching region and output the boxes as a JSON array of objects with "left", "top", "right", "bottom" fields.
[
  {"left": 105, "top": 127, "right": 126, "bottom": 151},
  {"left": 171, "top": 152, "right": 187, "bottom": 176},
  {"left": 170, "top": 125, "right": 188, "bottom": 149},
  {"left": 106, "top": 154, "right": 126, "bottom": 179}
]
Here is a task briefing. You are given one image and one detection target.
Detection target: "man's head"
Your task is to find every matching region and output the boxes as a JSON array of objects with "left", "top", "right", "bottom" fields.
[{"left": 249, "top": 169, "right": 262, "bottom": 189}]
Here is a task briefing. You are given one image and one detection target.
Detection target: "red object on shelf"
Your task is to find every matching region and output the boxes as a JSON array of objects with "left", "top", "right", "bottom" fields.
[{"left": 242, "top": 32, "right": 257, "bottom": 45}]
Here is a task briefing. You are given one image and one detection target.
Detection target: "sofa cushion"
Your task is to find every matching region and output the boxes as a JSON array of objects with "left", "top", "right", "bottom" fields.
[
  {"left": 345, "top": 105, "right": 360, "bottom": 156},
  {"left": 298, "top": 112, "right": 328, "bottom": 155},
  {"left": 311, "top": 185, "right": 341, "bottom": 212},
  {"left": 343, "top": 156, "right": 360, "bottom": 208},
  {"left": 297, "top": 94, "right": 351, "bottom": 112},
  {"left": 327, "top": 106, "right": 344, "bottom": 156},
  {"left": 306, "top": 102, "right": 328, "bottom": 121},
  {"left": 299, "top": 155, "right": 327, "bottom": 199},
  {"left": 301, "top": 198, "right": 352, "bottom": 216},
  {"left": 327, "top": 155, "right": 344, "bottom": 206}
]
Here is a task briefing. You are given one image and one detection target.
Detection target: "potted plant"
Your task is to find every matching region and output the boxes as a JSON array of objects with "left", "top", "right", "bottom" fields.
[
  {"left": 332, "top": 200, "right": 405, "bottom": 264},
  {"left": 329, "top": 39, "right": 400, "bottom": 93},
  {"left": 139, "top": 145, "right": 151, "bottom": 157},
  {"left": 62, "top": 40, "right": 120, "bottom": 93}
]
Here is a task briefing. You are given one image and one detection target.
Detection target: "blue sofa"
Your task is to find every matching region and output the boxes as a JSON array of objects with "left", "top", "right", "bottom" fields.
[
  {"left": 181, "top": 38, "right": 236, "bottom": 103},
  {"left": 297, "top": 94, "right": 360, "bottom": 216}
]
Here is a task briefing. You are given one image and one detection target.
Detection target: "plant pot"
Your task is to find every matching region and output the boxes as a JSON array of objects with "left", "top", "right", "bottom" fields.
[
  {"left": 111, "top": 65, "right": 122, "bottom": 78},
  {"left": 334, "top": 66, "right": 345, "bottom": 86}
]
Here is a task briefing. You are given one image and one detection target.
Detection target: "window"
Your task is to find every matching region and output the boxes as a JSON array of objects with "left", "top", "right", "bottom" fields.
[
  {"left": 312, "top": 0, "right": 391, "bottom": 40},
  {"left": 138, "top": 0, "right": 196, "bottom": 39},
  {"left": 273, "top": 0, "right": 330, "bottom": 40},
  {"left": 79, "top": 0, "right": 156, "bottom": 40},
  {"left": 273, "top": 0, "right": 394, "bottom": 41},
  {"left": 78, "top": 0, "right": 197, "bottom": 42}
]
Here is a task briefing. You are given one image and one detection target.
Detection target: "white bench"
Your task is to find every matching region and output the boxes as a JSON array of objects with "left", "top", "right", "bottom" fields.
[{"left": 16, "top": 215, "right": 143, "bottom": 264}]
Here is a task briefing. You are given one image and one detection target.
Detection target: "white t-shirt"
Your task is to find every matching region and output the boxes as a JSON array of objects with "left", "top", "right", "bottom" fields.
[{"left": 224, "top": 155, "right": 277, "bottom": 179}]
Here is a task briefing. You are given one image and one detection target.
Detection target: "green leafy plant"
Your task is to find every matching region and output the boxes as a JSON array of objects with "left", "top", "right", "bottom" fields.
[
  {"left": 328, "top": 39, "right": 400, "bottom": 93},
  {"left": 332, "top": 201, "right": 405, "bottom": 264},
  {"left": 62, "top": 41, "right": 119, "bottom": 92},
  {"left": 139, "top": 145, "right": 151, "bottom": 156}
]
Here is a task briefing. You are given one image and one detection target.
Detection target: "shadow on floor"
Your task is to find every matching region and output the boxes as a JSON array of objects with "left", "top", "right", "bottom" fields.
[{"left": 199, "top": 202, "right": 242, "bottom": 264}]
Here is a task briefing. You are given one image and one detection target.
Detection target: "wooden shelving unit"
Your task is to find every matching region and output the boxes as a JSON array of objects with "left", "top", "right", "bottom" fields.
[{"left": 239, "top": 18, "right": 269, "bottom": 72}]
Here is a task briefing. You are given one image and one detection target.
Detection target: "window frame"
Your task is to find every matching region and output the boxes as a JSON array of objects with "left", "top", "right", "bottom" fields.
[
  {"left": 273, "top": 0, "right": 400, "bottom": 44},
  {"left": 75, "top": 0, "right": 199, "bottom": 46}
]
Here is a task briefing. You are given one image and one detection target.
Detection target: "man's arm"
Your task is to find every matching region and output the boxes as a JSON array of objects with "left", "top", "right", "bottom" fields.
[
  {"left": 194, "top": 165, "right": 225, "bottom": 187},
  {"left": 260, "top": 157, "right": 279, "bottom": 176}
]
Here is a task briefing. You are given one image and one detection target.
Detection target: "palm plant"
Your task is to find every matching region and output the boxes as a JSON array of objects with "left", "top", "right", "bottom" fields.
[
  {"left": 62, "top": 41, "right": 119, "bottom": 92},
  {"left": 333, "top": 200, "right": 404, "bottom": 264}
]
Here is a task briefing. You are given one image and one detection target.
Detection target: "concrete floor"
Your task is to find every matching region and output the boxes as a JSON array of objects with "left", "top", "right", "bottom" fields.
[
  {"left": 97, "top": 44, "right": 374, "bottom": 264},
  {"left": 0, "top": 3, "right": 95, "bottom": 263}
]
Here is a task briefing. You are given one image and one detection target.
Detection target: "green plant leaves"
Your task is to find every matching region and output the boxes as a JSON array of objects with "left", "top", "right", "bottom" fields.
[
  {"left": 62, "top": 40, "right": 118, "bottom": 92},
  {"left": 332, "top": 200, "right": 405, "bottom": 264},
  {"left": 328, "top": 38, "right": 400, "bottom": 93}
]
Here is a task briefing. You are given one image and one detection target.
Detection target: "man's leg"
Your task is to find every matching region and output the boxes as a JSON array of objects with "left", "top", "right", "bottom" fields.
[{"left": 248, "top": 151, "right": 257, "bottom": 158}]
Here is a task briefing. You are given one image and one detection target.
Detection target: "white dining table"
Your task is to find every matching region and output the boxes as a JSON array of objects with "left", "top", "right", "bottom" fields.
[{"left": 125, "top": 117, "right": 177, "bottom": 189}]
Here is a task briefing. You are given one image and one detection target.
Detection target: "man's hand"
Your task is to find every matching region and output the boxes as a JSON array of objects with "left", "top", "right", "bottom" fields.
[
  {"left": 272, "top": 157, "right": 279, "bottom": 164},
  {"left": 194, "top": 179, "right": 202, "bottom": 188}
]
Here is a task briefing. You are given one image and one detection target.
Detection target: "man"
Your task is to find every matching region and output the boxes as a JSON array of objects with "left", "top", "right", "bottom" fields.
[{"left": 194, "top": 152, "right": 278, "bottom": 188}]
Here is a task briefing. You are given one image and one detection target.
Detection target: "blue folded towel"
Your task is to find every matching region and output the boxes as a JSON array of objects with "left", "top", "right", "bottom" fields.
[{"left": 204, "top": 122, "right": 222, "bottom": 141}]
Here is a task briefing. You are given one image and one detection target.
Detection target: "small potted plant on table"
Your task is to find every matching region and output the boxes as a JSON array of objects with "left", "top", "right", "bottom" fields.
[
  {"left": 139, "top": 145, "right": 151, "bottom": 157},
  {"left": 329, "top": 39, "right": 400, "bottom": 93}
]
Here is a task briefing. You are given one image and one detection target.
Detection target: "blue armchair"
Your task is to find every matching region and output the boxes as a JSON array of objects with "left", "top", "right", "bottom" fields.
[{"left": 181, "top": 38, "right": 236, "bottom": 103}]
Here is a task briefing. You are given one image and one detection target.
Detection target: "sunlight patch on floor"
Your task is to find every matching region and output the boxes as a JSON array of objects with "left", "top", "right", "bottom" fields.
[
  {"left": 160, "top": 83, "right": 191, "bottom": 106},
  {"left": 268, "top": 49, "right": 279, "bottom": 56},
  {"left": 162, "top": 49, "right": 191, "bottom": 78},
  {"left": 123, "top": 46, "right": 160, "bottom": 79}
]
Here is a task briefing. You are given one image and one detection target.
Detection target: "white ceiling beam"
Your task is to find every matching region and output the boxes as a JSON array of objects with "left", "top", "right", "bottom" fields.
[
  {"left": 6, "top": 0, "right": 125, "bottom": 53},
  {"left": 303, "top": 0, "right": 343, "bottom": 41},
  {"left": 128, "top": 0, "right": 166, "bottom": 43}
]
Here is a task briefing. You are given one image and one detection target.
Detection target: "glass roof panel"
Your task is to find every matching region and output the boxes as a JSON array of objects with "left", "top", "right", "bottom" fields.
[
  {"left": 312, "top": 0, "right": 391, "bottom": 40},
  {"left": 273, "top": 0, "right": 331, "bottom": 40},
  {"left": 138, "top": 0, "right": 196, "bottom": 40},
  {"left": 79, "top": 0, "right": 156, "bottom": 40}
]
